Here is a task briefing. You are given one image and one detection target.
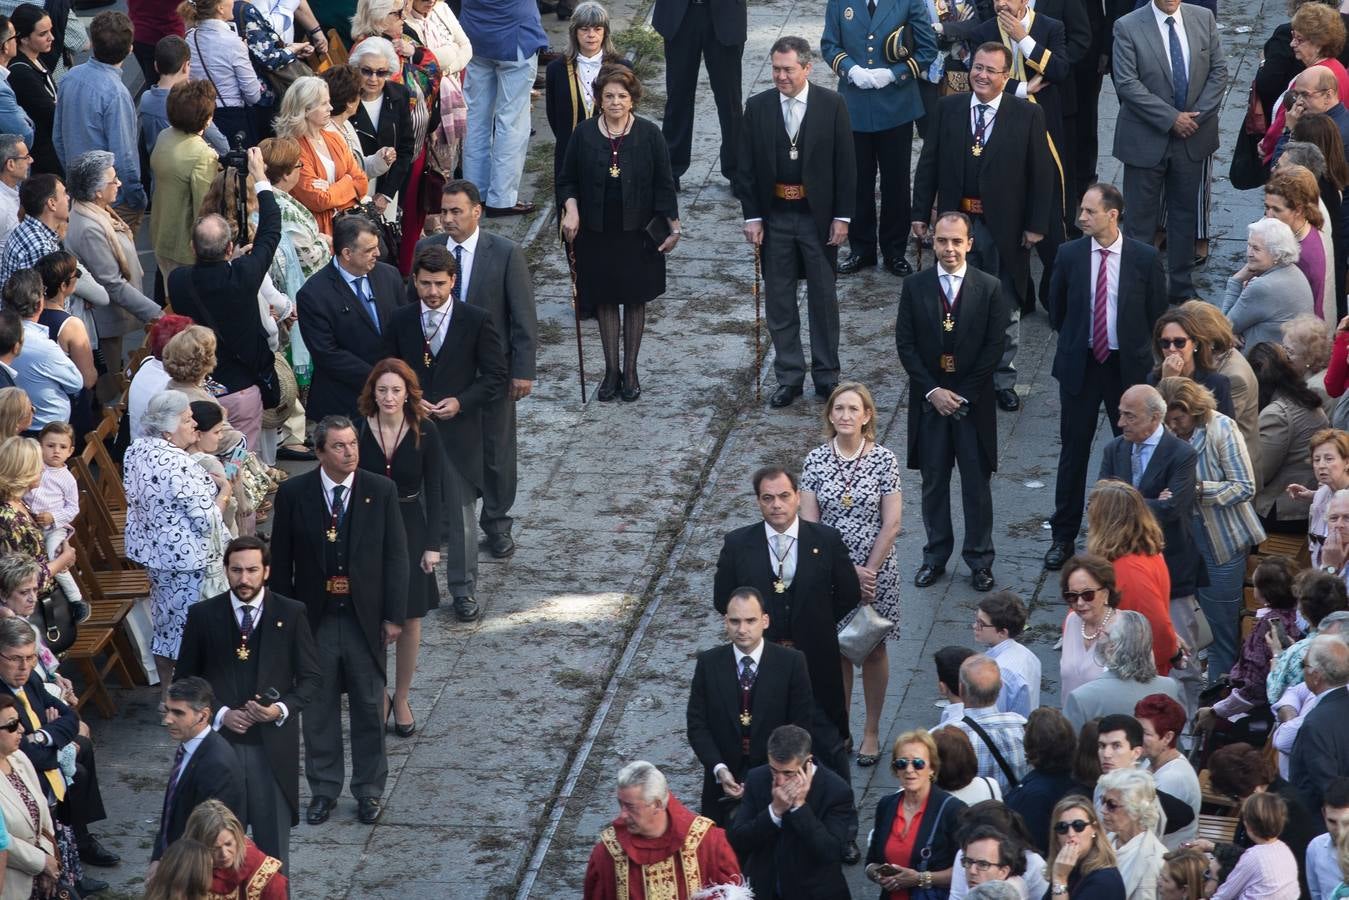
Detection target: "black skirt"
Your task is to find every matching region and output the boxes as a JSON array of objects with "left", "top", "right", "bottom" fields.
[{"left": 574, "top": 175, "right": 665, "bottom": 317}]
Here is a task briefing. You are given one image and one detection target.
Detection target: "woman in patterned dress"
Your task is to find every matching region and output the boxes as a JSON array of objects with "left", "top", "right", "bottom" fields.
[
  {"left": 800, "top": 381, "right": 903, "bottom": 767},
  {"left": 123, "top": 392, "right": 228, "bottom": 693},
  {"left": 0, "top": 436, "right": 75, "bottom": 611}
]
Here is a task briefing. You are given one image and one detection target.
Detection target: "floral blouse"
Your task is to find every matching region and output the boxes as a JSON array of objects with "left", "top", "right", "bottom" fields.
[
  {"left": 122, "top": 437, "right": 221, "bottom": 573},
  {"left": 0, "top": 502, "right": 53, "bottom": 597},
  {"left": 233, "top": 1, "right": 301, "bottom": 106}
]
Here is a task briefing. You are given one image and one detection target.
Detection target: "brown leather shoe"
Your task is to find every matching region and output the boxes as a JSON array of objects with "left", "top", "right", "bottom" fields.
[{"left": 485, "top": 201, "right": 537, "bottom": 218}]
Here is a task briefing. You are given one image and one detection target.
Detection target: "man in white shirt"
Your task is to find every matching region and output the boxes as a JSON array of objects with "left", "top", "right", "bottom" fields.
[
  {"left": 974, "top": 591, "right": 1040, "bottom": 714},
  {"left": 0, "top": 134, "right": 28, "bottom": 243}
]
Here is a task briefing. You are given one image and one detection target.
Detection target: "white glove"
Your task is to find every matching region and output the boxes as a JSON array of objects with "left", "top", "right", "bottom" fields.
[
  {"left": 868, "top": 67, "right": 897, "bottom": 87},
  {"left": 848, "top": 65, "right": 875, "bottom": 89}
]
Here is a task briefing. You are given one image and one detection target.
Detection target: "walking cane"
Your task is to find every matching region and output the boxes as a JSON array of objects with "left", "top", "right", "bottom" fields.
[
  {"left": 565, "top": 239, "right": 588, "bottom": 404},
  {"left": 753, "top": 243, "right": 763, "bottom": 402},
  {"left": 913, "top": 232, "right": 924, "bottom": 272}
]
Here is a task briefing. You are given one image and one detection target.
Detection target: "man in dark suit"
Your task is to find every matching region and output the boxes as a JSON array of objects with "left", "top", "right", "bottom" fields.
[
  {"left": 1111, "top": 0, "right": 1226, "bottom": 302},
  {"left": 912, "top": 43, "right": 1054, "bottom": 412},
  {"left": 151, "top": 677, "right": 244, "bottom": 863},
  {"left": 729, "top": 724, "right": 856, "bottom": 900},
  {"left": 0, "top": 308, "right": 20, "bottom": 388},
  {"left": 176, "top": 535, "right": 322, "bottom": 868},
  {"left": 385, "top": 245, "right": 507, "bottom": 623},
  {"left": 1044, "top": 183, "right": 1168, "bottom": 570},
  {"left": 168, "top": 147, "right": 279, "bottom": 448},
  {"left": 896, "top": 212, "right": 1010, "bottom": 593},
  {"left": 0, "top": 618, "right": 117, "bottom": 886},
  {"left": 414, "top": 180, "right": 537, "bottom": 559},
  {"left": 268, "top": 416, "right": 408, "bottom": 826},
  {"left": 298, "top": 217, "right": 408, "bottom": 421},
  {"left": 734, "top": 36, "right": 856, "bottom": 408},
  {"left": 1291, "top": 635, "right": 1349, "bottom": 813},
  {"left": 687, "top": 587, "right": 815, "bottom": 826},
  {"left": 653, "top": 0, "right": 745, "bottom": 187}
]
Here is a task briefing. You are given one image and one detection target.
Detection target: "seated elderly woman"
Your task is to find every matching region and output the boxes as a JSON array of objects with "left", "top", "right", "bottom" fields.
[
  {"left": 1249, "top": 341, "right": 1330, "bottom": 533},
  {"left": 1063, "top": 610, "right": 1182, "bottom": 733},
  {"left": 1096, "top": 769, "right": 1167, "bottom": 900},
  {"left": 1222, "top": 218, "right": 1314, "bottom": 353},
  {"left": 122, "top": 391, "right": 228, "bottom": 692},
  {"left": 1283, "top": 314, "right": 1337, "bottom": 419},
  {"left": 1265, "top": 165, "right": 1335, "bottom": 324},
  {"left": 1291, "top": 429, "right": 1349, "bottom": 564},
  {"left": 0, "top": 552, "right": 80, "bottom": 708},
  {"left": 63, "top": 150, "right": 159, "bottom": 368}
]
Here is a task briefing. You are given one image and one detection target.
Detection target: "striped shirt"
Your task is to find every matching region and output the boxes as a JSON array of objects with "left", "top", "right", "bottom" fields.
[{"left": 23, "top": 464, "right": 78, "bottom": 530}]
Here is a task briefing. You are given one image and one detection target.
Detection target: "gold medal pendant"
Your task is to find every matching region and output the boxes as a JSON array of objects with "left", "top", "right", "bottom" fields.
[
  {"left": 423, "top": 352, "right": 432, "bottom": 367},
  {"left": 609, "top": 164, "right": 620, "bottom": 178},
  {"left": 943, "top": 314, "right": 955, "bottom": 332},
  {"left": 971, "top": 144, "right": 983, "bottom": 157},
  {"left": 740, "top": 711, "right": 752, "bottom": 727},
  {"left": 841, "top": 493, "right": 854, "bottom": 508},
  {"left": 326, "top": 527, "right": 337, "bottom": 543},
  {"left": 774, "top": 579, "right": 787, "bottom": 594},
  {"left": 237, "top": 645, "right": 250, "bottom": 661}
]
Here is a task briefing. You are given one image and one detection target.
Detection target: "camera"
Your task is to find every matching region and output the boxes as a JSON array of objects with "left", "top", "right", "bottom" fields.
[{"left": 219, "top": 131, "right": 250, "bottom": 173}]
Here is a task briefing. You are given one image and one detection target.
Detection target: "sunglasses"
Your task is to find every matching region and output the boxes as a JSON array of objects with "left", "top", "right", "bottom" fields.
[
  {"left": 1159, "top": 337, "right": 1189, "bottom": 349},
  {"left": 0, "top": 720, "right": 21, "bottom": 733},
  {"left": 1100, "top": 798, "right": 1123, "bottom": 811},
  {"left": 1063, "top": 588, "right": 1102, "bottom": 605},
  {"left": 359, "top": 66, "right": 392, "bottom": 78},
  {"left": 1054, "top": 819, "right": 1092, "bottom": 835},
  {"left": 891, "top": 757, "right": 928, "bottom": 771}
]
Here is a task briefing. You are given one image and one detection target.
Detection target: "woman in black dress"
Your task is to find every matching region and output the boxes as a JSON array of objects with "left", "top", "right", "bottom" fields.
[
  {"left": 8, "top": 5, "right": 59, "bottom": 176},
  {"left": 559, "top": 65, "right": 680, "bottom": 402},
  {"left": 356, "top": 357, "right": 443, "bottom": 737}
]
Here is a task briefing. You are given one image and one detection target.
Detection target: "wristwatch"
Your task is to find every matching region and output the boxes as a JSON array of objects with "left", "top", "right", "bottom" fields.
[
  {"left": 1051, "top": 884, "right": 1068, "bottom": 896},
  {"left": 1323, "top": 565, "right": 1339, "bottom": 575},
  {"left": 29, "top": 731, "right": 47, "bottom": 746}
]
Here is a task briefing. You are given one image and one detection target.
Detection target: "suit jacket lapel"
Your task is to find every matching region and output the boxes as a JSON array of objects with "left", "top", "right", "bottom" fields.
[
  {"left": 334, "top": 265, "right": 381, "bottom": 336},
  {"left": 1140, "top": 14, "right": 1175, "bottom": 95},
  {"left": 953, "top": 271, "right": 981, "bottom": 348},
  {"left": 347, "top": 472, "right": 369, "bottom": 554},
  {"left": 1139, "top": 435, "right": 1169, "bottom": 487}
]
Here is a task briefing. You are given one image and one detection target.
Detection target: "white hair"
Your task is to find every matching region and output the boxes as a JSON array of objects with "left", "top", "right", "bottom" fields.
[
  {"left": 1097, "top": 767, "right": 1161, "bottom": 831},
  {"left": 968, "top": 884, "right": 1022, "bottom": 900},
  {"left": 350, "top": 0, "right": 401, "bottom": 41},
  {"left": 1248, "top": 217, "right": 1302, "bottom": 268},
  {"left": 616, "top": 760, "right": 668, "bottom": 806},
  {"left": 271, "top": 76, "right": 330, "bottom": 139},
  {"left": 141, "top": 391, "right": 190, "bottom": 438},
  {"left": 350, "top": 36, "right": 399, "bottom": 73}
]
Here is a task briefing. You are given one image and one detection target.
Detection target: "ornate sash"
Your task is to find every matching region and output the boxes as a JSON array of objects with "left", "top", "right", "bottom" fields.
[{"left": 599, "top": 816, "right": 716, "bottom": 900}]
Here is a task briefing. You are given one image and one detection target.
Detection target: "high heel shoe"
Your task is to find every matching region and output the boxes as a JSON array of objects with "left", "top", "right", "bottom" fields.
[
  {"left": 621, "top": 370, "right": 641, "bottom": 402},
  {"left": 597, "top": 369, "right": 621, "bottom": 402}
]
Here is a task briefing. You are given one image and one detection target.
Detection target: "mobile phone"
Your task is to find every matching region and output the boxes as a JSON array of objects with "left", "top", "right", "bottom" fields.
[
  {"left": 1269, "top": 618, "right": 1289, "bottom": 647},
  {"left": 256, "top": 687, "right": 281, "bottom": 707},
  {"left": 874, "top": 864, "right": 901, "bottom": 878}
]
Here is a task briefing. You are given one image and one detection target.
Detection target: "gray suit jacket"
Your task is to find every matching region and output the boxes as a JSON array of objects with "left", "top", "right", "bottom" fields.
[
  {"left": 66, "top": 207, "right": 160, "bottom": 339},
  {"left": 1222, "top": 264, "right": 1314, "bottom": 355},
  {"left": 1111, "top": 3, "right": 1227, "bottom": 166},
  {"left": 414, "top": 229, "right": 538, "bottom": 380},
  {"left": 1255, "top": 393, "right": 1328, "bottom": 520},
  {"left": 1063, "top": 671, "right": 1181, "bottom": 733}
]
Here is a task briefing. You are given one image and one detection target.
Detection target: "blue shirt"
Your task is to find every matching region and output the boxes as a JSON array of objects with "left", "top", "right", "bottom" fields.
[
  {"left": 987, "top": 638, "right": 1041, "bottom": 715},
  {"left": 138, "top": 86, "right": 230, "bottom": 157},
  {"left": 52, "top": 60, "right": 146, "bottom": 210},
  {"left": 0, "top": 66, "right": 32, "bottom": 145},
  {"left": 1133, "top": 422, "right": 1165, "bottom": 483},
  {"left": 13, "top": 320, "right": 83, "bottom": 429},
  {"left": 459, "top": 0, "right": 547, "bottom": 61}
]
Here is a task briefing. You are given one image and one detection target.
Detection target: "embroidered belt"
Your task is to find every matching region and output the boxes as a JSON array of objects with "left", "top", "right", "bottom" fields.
[
  {"left": 774, "top": 183, "right": 808, "bottom": 201},
  {"left": 959, "top": 197, "right": 984, "bottom": 215}
]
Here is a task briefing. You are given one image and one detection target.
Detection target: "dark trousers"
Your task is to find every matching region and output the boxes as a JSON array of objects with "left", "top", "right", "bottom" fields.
[
  {"left": 1069, "top": 57, "right": 1105, "bottom": 206},
  {"left": 1050, "top": 353, "right": 1124, "bottom": 544},
  {"left": 231, "top": 742, "right": 292, "bottom": 876},
  {"left": 1123, "top": 144, "right": 1203, "bottom": 300},
  {"left": 441, "top": 460, "right": 478, "bottom": 596},
  {"left": 849, "top": 123, "right": 914, "bottom": 262},
  {"left": 478, "top": 393, "right": 517, "bottom": 537},
  {"left": 917, "top": 405, "right": 995, "bottom": 570},
  {"left": 303, "top": 610, "right": 387, "bottom": 802},
  {"left": 61, "top": 735, "right": 106, "bottom": 835},
  {"left": 661, "top": 3, "right": 743, "bottom": 180},
  {"left": 967, "top": 218, "right": 1022, "bottom": 391},
  {"left": 764, "top": 210, "right": 840, "bottom": 388},
  {"left": 132, "top": 42, "right": 157, "bottom": 88}
]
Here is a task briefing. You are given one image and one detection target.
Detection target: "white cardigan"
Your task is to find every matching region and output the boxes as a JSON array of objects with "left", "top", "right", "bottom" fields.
[{"left": 0, "top": 751, "right": 55, "bottom": 900}]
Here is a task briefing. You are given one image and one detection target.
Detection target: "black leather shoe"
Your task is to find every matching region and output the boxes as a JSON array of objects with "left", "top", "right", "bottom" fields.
[
  {"left": 883, "top": 256, "right": 913, "bottom": 276},
  {"left": 453, "top": 595, "right": 481, "bottom": 622},
  {"left": 621, "top": 372, "right": 641, "bottom": 401},
  {"left": 486, "top": 533, "right": 516, "bottom": 558},
  {"left": 78, "top": 836, "right": 120, "bottom": 867},
  {"left": 996, "top": 388, "right": 1021, "bottom": 411},
  {"left": 836, "top": 252, "right": 877, "bottom": 275},
  {"left": 814, "top": 381, "right": 838, "bottom": 399},
  {"left": 769, "top": 385, "right": 803, "bottom": 408},
  {"left": 972, "top": 568, "right": 995, "bottom": 592},
  {"left": 307, "top": 796, "right": 335, "bottom": 825},
  {"left": 596, "top": 370, "right": 621, "bottom": 402},
  {"left": 277, "top": 445, "right": 316, "bottom": 461},
  {"left": 1044, "top": 541, "right": 1074, "bottom": 571},
  {"left": 357, "top": 798, "right": 383, "bottom": 824},
  {"left": 914, "top": 564, "right": 945, "bottom": 587},
  {"left": 76, "top": 876, "right": 109, "bottom": 894},
  {"left": 842, "top": 840, "right": 861, "bottom": 865},
  {"left": 391, "top": 717, "right": 416, "bottom": 738}
]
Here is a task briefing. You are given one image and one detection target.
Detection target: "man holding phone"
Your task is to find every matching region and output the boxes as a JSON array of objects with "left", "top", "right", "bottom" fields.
[{"left": 176, "top": 535, "right": 322, "bottom": 871}]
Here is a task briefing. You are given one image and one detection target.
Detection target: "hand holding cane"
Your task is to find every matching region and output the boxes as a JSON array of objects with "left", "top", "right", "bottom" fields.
[{"left": 564, "top": 236, "right": 588, "bottom": 403}]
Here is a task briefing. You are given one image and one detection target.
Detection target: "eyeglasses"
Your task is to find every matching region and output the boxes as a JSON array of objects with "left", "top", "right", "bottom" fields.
[
  {"left": 1158, "top": 337, "right": 1189, "bottom": 349},
  {"left": 1054, "top": 819, "right": 1092, "bottom": 835},
  {"left": 1063, "top": 588, "right": 1102, "bottom": 605},
  {"left": 1100, "top": 798, "right": 1123, "bottom": 811},
  {"left": 973, "top": 618, "right": 994, "bottom": 630},
  {"left": 970, "top": 64, "right": 1008, "bottom": 75},
  {"left": 359, "top": 66, "right": 392, "bottom": 78},
  {"left": 0, "top": 653, "right": 36, "bottom": 665},
  {"left": 891, "top": 757, "right": 928, "bottom": 771},
  {"left": 1289, "top": 88, "right": 1332, "bottom": 101},
  {"left": 0, "top": 720, "right": 20, "bottom": 733},
  {"left": 960, "top": 857, "right": 1002, "bottom": 872}
]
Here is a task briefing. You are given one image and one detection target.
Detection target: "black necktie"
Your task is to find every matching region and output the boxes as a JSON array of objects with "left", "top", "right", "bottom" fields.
[
  {"left": 451, "top": 245, "right": 464, "bottom": 302},
  {"left": 160, "top": 744, "right": 187, "bottom": 839},
  {"left": 739, "top": 656, "right": 756, "bottom": 691},
  {"left": 331, "top": 484, "right": 346, "bottom": 530},
  {"left": 867, "top": 0, "right": 877, "bottom": 15}
]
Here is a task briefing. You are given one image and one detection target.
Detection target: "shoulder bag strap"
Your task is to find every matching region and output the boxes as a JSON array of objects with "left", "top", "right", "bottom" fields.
[
  {"left": 192, "top": 28, "right": 227, "bottom": 105},
  {"left": 914, "top": 794, "right": 953, "bottom": 872},
  {"left": 962, "top": 714, "right": 1020, "bottom": 789}
]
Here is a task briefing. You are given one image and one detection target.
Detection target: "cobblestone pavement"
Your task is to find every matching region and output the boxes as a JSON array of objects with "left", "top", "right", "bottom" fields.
[{"left": 83, "top": 0, "right": 1270, "bottom": 897}]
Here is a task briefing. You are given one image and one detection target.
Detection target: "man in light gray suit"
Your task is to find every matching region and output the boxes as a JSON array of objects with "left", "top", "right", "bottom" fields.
[
  {"left": 1110, "top": 0, "right": 1226, "bottom": 303},
  {"left": 415, "top": 179, "right": 537, "bottom": 559}
]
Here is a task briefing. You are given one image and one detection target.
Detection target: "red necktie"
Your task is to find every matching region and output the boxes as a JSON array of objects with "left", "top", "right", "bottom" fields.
[{"left": 1092, "top": 249, "right": 1110, "bottom": 364}]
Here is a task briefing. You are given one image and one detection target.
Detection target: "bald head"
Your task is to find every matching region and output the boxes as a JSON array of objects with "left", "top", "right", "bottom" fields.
[
  {"left": 1296, "top": 65, "right": 1342, "bottom": 114},
  {"left": 1118, "top": 384, "right": 1165, "bottom": 443},
  {"left": 191, "top": 213, "right": 233, "bottom": 263},
  {"left": 959, "top": 654, "right": 1002, "bottom": 708}
]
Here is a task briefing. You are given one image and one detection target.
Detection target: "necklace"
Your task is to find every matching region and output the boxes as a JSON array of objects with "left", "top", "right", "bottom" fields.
[
  {"left": 832, "top": 437, "right": 868, "bottom": 508},
  {"left": 601, "top": 114, "right": 633, "bottom": 178},
  {"left": 1081, "top": 607, "right": 1115, "bottom": 641},
  {"left": 372, "top": 415, "right": 408, "bottom": 479}
]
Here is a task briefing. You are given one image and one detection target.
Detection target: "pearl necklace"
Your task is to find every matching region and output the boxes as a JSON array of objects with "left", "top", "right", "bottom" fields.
[
  {"left": 832, "top": 436, "right": 865, "bottom": 461},
  {"left": 1081, "top": 608, "right": 1114, "bottom": 641}
]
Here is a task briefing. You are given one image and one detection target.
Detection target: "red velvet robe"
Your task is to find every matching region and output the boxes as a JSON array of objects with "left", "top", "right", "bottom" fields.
[
  {"left": 207, "top": 839, "right": 288, "bottom": 900},
  {"left": 583, "top": 794, "right": 742, "bottom": 900}
]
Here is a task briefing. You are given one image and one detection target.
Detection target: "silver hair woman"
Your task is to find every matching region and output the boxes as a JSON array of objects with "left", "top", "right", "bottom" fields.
[
  {"left": 0, "top": 552, "right": 81, "bottom": 713},
  {"left": 1062, "top": 610, "right": 1184, "bottom": 732},
  {"left": 966, "top": 883, "right": 1022, "bottom": 900},
  {"left": 1223, "top": 218, "right": 1314, "bottom": 354},
  {"left": 350, "top": 34, "right": 398, "bottom": 71},
  {"left": 1278, "top": 141, "right": 1328, "bottom": 179},
  {"left": 123, "top": 391, "right": 227, "bottom": 693},
  {"left": 1096, "top": 768, "right": 1166, "bottom": 899},
  {"left": 350, "top": 0, "right": 401, "bottom": 42},
  {"left": 65, "top": 150, "right": 116, "bottom": 203}
]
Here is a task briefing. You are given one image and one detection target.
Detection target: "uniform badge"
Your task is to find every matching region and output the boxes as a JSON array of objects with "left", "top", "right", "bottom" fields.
[{"left": 844, "top": 6, "right": 854, "bottom": 18}]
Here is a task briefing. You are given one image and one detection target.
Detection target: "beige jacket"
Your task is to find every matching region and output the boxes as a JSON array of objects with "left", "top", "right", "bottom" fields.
[{"left": 0, "top": 751, "right": 55, "bottom": 900}]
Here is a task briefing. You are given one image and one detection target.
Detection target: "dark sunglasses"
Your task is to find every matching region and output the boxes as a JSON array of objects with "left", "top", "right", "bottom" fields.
[
  {"left": 1054, "top": 819, "right": 1091, "bottom": 835},
  {"left": 359, "top": 66, "right": 392, "bottom": 78},
  {"left": 891, "top": 757, "right": 927, "bottom": 771},
  {"left": 1159, "top": 337, "right": 1189, "bottom": 349},
  {"left": 0, "top": 720, "right": 21, "bottom": 733},
  {"left": 1063, "top": 588, "right": 1102, "bottom": 605},
  {"left": 1101, "top": 798, "right": 1123, "bottom": 811}
]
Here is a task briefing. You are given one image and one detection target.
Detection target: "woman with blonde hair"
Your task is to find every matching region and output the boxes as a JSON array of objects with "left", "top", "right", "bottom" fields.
[
  {"left": 1086, "top": 482, "right": 1182, "bottom": 679},
  {"left": 143, "top": 837, "right": 213, "bottom": 900},
  {"left": 1156, "top": 848, "right": 1208, "bottom": 900},
  {"left": 1266, "top": 165, "right": 1334, "bottom": 323},
  {"left": 178, "top": 0, "right": 264, "bottom": 143},
  {"left": 0, "top": 389, "right": 32, "bottom": 439},
  {"left": 272, "top": 76, "right": 369, "bottom": 235},
  {"left": 183, "top": 799, "right": 287, "bottom": 899},
  {"left": 1046, "top": 796, "right": 1125, "bottom": 899},
  {"left": 1179, "top": 300, "right": 1260, "bottom": 472},
  {"left": 1283, "top": 314, "right": 1337, "bottom": 416},
  {"left": 800, "top": 381, "right": 902, "bottom": 766},
  {"left": 0, "top": 437, "right": 73, "bottom": 607},
  {"left": 1156, "top": 376, "right": 1265, "bottom": 682}
]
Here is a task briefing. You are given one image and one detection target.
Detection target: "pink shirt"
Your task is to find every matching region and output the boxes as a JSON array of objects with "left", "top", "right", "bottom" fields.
[
  {"left": 1297, "top": 228, "right": 1327, "bottom": 320},
  {"left": 22, "top": 464, "right": 78, "bottom": 529}
]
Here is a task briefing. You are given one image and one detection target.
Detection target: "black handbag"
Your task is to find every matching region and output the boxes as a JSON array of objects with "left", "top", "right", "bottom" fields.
[
  {"left": 31, "top": 584, "right": 76, "bottom": 656},
  {"left": 1229, "top": 129, "right": 1268, "bottom": 191}
]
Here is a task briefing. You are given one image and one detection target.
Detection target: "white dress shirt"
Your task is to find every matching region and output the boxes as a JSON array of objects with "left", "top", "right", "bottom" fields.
[
  {"left": 207, "top": 588, "right": 290, "bottom": 728},
  {"left": 0, "top": 179, "right": 18, "bottom": 242},
  {"left": 1151, "top": 2, "right": 1190, "bottom": 76},
  {"left": 1010, "top": 13, "right": 1040, "bottom": 99},
  {"left": 420, "top": 300, "right": 454, "bottom": 355},
  {"left": 764, "top": 518, "right": 800, "bottom": 587},
  {"left": 445, "top": 226, "right": 480, "bottom": 301},
  {"left": 320, "top": 468, "right": 356, "bottom": 518},
  {"left": 1089, "top": 231, "right": 1124, "bottom": 351},
  {"left": 712, "top": 640, "right": 766, "bottom": 781},
  {"left": 576, "top": 51, "right": 603, "bottom": 113},
  {"left": 969, "top": 91, "right": 1003, "bottom": 141}
]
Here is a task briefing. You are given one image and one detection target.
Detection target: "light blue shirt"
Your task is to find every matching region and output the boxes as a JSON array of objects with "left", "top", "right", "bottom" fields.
[
  {"left": 52, "top": 60, "right": 145, "bottom": 210},
  {"left": 1133, "top": 422, "right": 1165, "bottom": 482},
  {"left": 137, "top": 86, "right": 230, "bottom": 157},
  {"left": 987, "top": 638, "right": 1042, "bottom": 713},
  {"left": 13, "top": 320, "right": 83, "bottom": 429},
  {"left": 332, "top": 259, "right": 379, "bottom": 330},
  {"left": 0, "top": 65, "right": 33, "bottom": 146},
  {"left": 1307, "top": 830, "right": 1341, "bottom": 900}
]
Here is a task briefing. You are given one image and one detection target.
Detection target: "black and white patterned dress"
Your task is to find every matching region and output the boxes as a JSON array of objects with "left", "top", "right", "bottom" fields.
[{"left": 801, "top": 442, "right": 903, "bottom": 640}]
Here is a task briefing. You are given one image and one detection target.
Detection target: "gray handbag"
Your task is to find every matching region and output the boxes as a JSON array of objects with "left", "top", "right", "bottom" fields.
[{"left": 837, "top": 604, "right": 893, "bottom": 665}]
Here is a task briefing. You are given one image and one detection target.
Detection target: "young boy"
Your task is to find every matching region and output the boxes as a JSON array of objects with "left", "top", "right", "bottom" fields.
[
  {"left": 973, "top": 591, "right": 1042, "bottom": 715},
  {"left": 23, "top": 422, "right": 88, "bottom": 623}
]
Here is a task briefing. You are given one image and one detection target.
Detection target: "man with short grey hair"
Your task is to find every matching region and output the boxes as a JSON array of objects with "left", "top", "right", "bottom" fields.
[
  {"left": 0, "top": 133, "right": 28, "bottom": 240},
  {"left": 951, "top": 654, "right": 1028, "bottom": 792},
  {"left": 1291, "top": 634, "right": 1349, "bottom": 811},
  {"left": 583, "top": 759, "right": 740, "bottom": 898}
]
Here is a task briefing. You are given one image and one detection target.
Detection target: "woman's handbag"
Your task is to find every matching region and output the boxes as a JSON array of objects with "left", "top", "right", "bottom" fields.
[
  {"left": 1190, "top": 598, "right": 1214, "bottom": 651},
  {"left": 232, "top": 2, "right": 312, "bottom": 100},
  {"left": 911, "top": 793, "right": 954, "bottom": 900},
  {"left": 837, "top": 604, "right": 893, "bottom": 666},
  {"left": 31, "top": 584, "right": 77, "bottom": 657},
  {"left": 1230, "top": 80, "right": 1270, "bottom": 190}
]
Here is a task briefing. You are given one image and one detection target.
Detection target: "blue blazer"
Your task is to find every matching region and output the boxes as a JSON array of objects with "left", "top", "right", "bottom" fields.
[
  {"left": 821, "top": 0, "right": 937, "bottom": 132},
  {"left": 0, "top": 76, "right": 33, "bottom": 146}
]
